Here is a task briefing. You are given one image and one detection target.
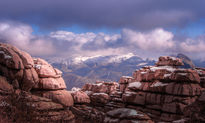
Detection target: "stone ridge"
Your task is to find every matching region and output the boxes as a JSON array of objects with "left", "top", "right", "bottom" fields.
[
  {"left": 72, "top": 56, "right": 205, "bottom": 122},
  {"left": 0, "top": 43, "right": 74, "bottom": 122}
]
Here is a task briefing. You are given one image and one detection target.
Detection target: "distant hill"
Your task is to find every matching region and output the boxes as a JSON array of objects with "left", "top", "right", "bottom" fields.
[{"left": 176, "top": 53, "right": 195, "bottom": 68}]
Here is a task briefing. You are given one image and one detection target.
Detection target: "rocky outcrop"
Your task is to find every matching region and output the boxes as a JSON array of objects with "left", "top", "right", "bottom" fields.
[
  {"left": 72, "top": 81, "right": 154, "bottom": 123},
  {"left": 122, "top": 56, "right": 202, "bottom": 122},
  {"left": 73, "top": 56, "right": 204, "bottom": 122},
  {"left": 0, "top": 43, "right": 74, "bottom": 122},
  {"left": 183, "top": 91, "right": 205, "bottom": 122},
  {"left": 156, "top": 56, "right": 184, "bottom": 66},
  {"left": 70, "top": 90, "right": 90, "bottom": 104},
  {"left": 32, "top": 58, "right": 74, "bottom": 107},
  {"left": 1, "top": 43, "right": 204, "bottom": 123},
  {"left": 196, "top": 67, "right": 205, "bottom": 88}
]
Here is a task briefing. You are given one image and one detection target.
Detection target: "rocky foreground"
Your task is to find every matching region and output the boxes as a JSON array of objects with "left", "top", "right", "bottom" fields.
[{"left": 0, "top": 43, "right": 205, "bottom": 123}]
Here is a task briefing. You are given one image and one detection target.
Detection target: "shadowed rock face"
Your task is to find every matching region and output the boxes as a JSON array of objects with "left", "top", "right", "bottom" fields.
[{"left": 0, "top": 43, "right": 74, "bottom": 123}]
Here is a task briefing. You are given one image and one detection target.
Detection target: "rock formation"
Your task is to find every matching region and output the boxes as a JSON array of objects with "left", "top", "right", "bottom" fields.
[
  {"left": 0, "top": 42, "right": 205, "bottom": 123},
  {"left": 72, "top": 56, "right": 204, "bottom": 122},
  {"left": 0, "top": 43, "right": 74, "bottom": 123}
]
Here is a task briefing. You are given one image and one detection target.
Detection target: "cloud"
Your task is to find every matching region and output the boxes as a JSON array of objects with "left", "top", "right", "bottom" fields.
[
  {"left": 121, "top": 28, "right": 175, "bottom": 51},
  {"left": 0, "top": 21, "right": 55, "bottom": 56},
  {"left": 0, "top": 0, "right": 204, "bottom": 30},
  {"left": 180, "top": 38, "right": 205, "bottom": 52},
  {"left": 178, "top": 37, "right": 205, "bottom": 60},
  {"left": 50, "top": 31, "right": 121, "bottom": 52},
  {"left": 0, "top": 21, "right": 205, "bottom": 60}
]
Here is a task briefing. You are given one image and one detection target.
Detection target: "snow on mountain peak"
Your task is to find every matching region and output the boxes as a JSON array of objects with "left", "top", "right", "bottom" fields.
[
  {"left": 73, "top": 55, "right": 103, "bottom": 64},
  {"left": 47, "top": 53, "right": 142, "bottom": 65},
  {"left": 108, "top": 53, "right": 137, "bottom": 63}
]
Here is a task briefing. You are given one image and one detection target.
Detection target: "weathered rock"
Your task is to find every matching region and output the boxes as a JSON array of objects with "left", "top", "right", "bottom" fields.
[
  {"left": 183, "top": 91, "right": 205, "bottom": 122},
  {"left": 105, "top": 108, "right": 153, "bottom": 123},
  {"left": 156, "top": 56, "right": 184, "bottom": 66},
  {"left": 14, "top": 50, "right": 34, "bottom": 69},
  {"left": 33, "top": 58, "right": 62, "bottom": 78},
  {"left": 119, "top": 76, "right": 133, "bottom": 92},
  {"left": 71, "top": 105, "right": 105, "bottom": 123},
  {"left": 82, "top": 82, "right": 118, "bottom": 94},
  {"left": 0, "top": 76, "right": 13, "bottom": 94},
  {"left": 0, "top": 44, "right": 24, "bottom": 70},
  {"left": 32, "top": 90, "right": 74, "bottom": 107},
  {"left": 22, "top": 68, "right": 39, "bottom": 91},
  {"left": 122, "top": 91, "right": 146, "bottom": 105},
  {"left": 15, "top": 91, "right": 75, "bottom": 122},
  {"left": 170, "top": 69, "right": 200, "bottom": 83},
  {"left": 90, "top": 93, "right": 110, "bottom": 104},
  {"left": 0, "top": 43, "right": 76, "bottom": 123},
  {"left": 33, "top": 77, "right": 66, "bottom": 90},
  {"left": 34, "top": 64, "right": 59, "bottom": 78},
  {"left": 71, "top": 55, "right": 205, "bottom": 122},
  {"left": 71, "top": 91, "right": 90, "bottom": 104}
]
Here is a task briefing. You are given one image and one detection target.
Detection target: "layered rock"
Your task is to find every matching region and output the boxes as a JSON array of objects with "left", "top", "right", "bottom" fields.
[
  {"left": 0, "top": 43, "right": 38, "bottom": 91},
  {"left": 156, "top": 56, "right": 184, "bottom": 66},
  {"left": 32, "top": 58, "right": 73, "bottom": 107},
  {"left": 0, "top": 43, "right": 74, "bottom": 122},
  {"left": 183, "top": 90, "right": 205, "bottom": 122},
  {"left": 1, "top": 43, "right": 204, "bottom": 123},
  {"left": 72, "top": 81, "right": 154, "bottom": 122},
  {"left": 122, "top": 56, "right": 202, "bottom": 122},
  {"left": 75, "top": 56, "right": 203, "bottom": 122},
  {"left": 196, "top": 67, "right": 205, "bottom": 88}
]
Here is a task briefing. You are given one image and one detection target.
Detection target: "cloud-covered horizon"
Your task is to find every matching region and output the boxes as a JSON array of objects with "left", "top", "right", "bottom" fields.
[
  {"left": 0, "top": 21, "right": 205, "bottom": 60},
  {"left": 0, "top": 0, "right": 205, "bottom": 30}
]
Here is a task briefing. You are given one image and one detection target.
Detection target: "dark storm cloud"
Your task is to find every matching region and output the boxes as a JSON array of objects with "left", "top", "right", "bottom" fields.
[{"left": 0, "top": 0, "right": 204, "bottom": 30}]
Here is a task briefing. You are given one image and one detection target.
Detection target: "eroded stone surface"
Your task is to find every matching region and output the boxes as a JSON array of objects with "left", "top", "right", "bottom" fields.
[{"left": 0, "top": 43, "right": 75, "bottom": 122}]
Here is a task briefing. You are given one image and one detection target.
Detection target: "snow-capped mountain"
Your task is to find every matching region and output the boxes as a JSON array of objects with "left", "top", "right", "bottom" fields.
[
  {"left": 47, "top": 53, "right": 155, "bottom": 89},
  {"left": 47, "top": 53, "right": 142, "bottom": 65}
]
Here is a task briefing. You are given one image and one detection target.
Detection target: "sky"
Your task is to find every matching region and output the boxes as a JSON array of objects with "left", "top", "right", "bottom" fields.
[{"left": 0, "top": 0, "right": 205, "bottom": 60}]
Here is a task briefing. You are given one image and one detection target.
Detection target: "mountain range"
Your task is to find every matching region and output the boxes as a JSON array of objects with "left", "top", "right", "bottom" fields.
[
  {"left": 48, "top": 53, "right": 155, "bottom": 89},
  {"left": 48, "top": 53, "right": 204, "bottom": 90}
]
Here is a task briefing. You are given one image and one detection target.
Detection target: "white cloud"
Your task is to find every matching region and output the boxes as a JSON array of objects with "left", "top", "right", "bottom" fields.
[
  {"left": 0, "top": 22, "right": 55, "bottom": 56},
  {"left": 1, "top": 21, "right": 205, "bottom": 60},
  {"left": 180, "top": 38, "right": 205, "bottom": 52},
  {"left": 122, "top": 28, "right": 175, "bottom": 51},
  {"left": 50, "top": 31, "right": 121, "bottom": 45}
]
